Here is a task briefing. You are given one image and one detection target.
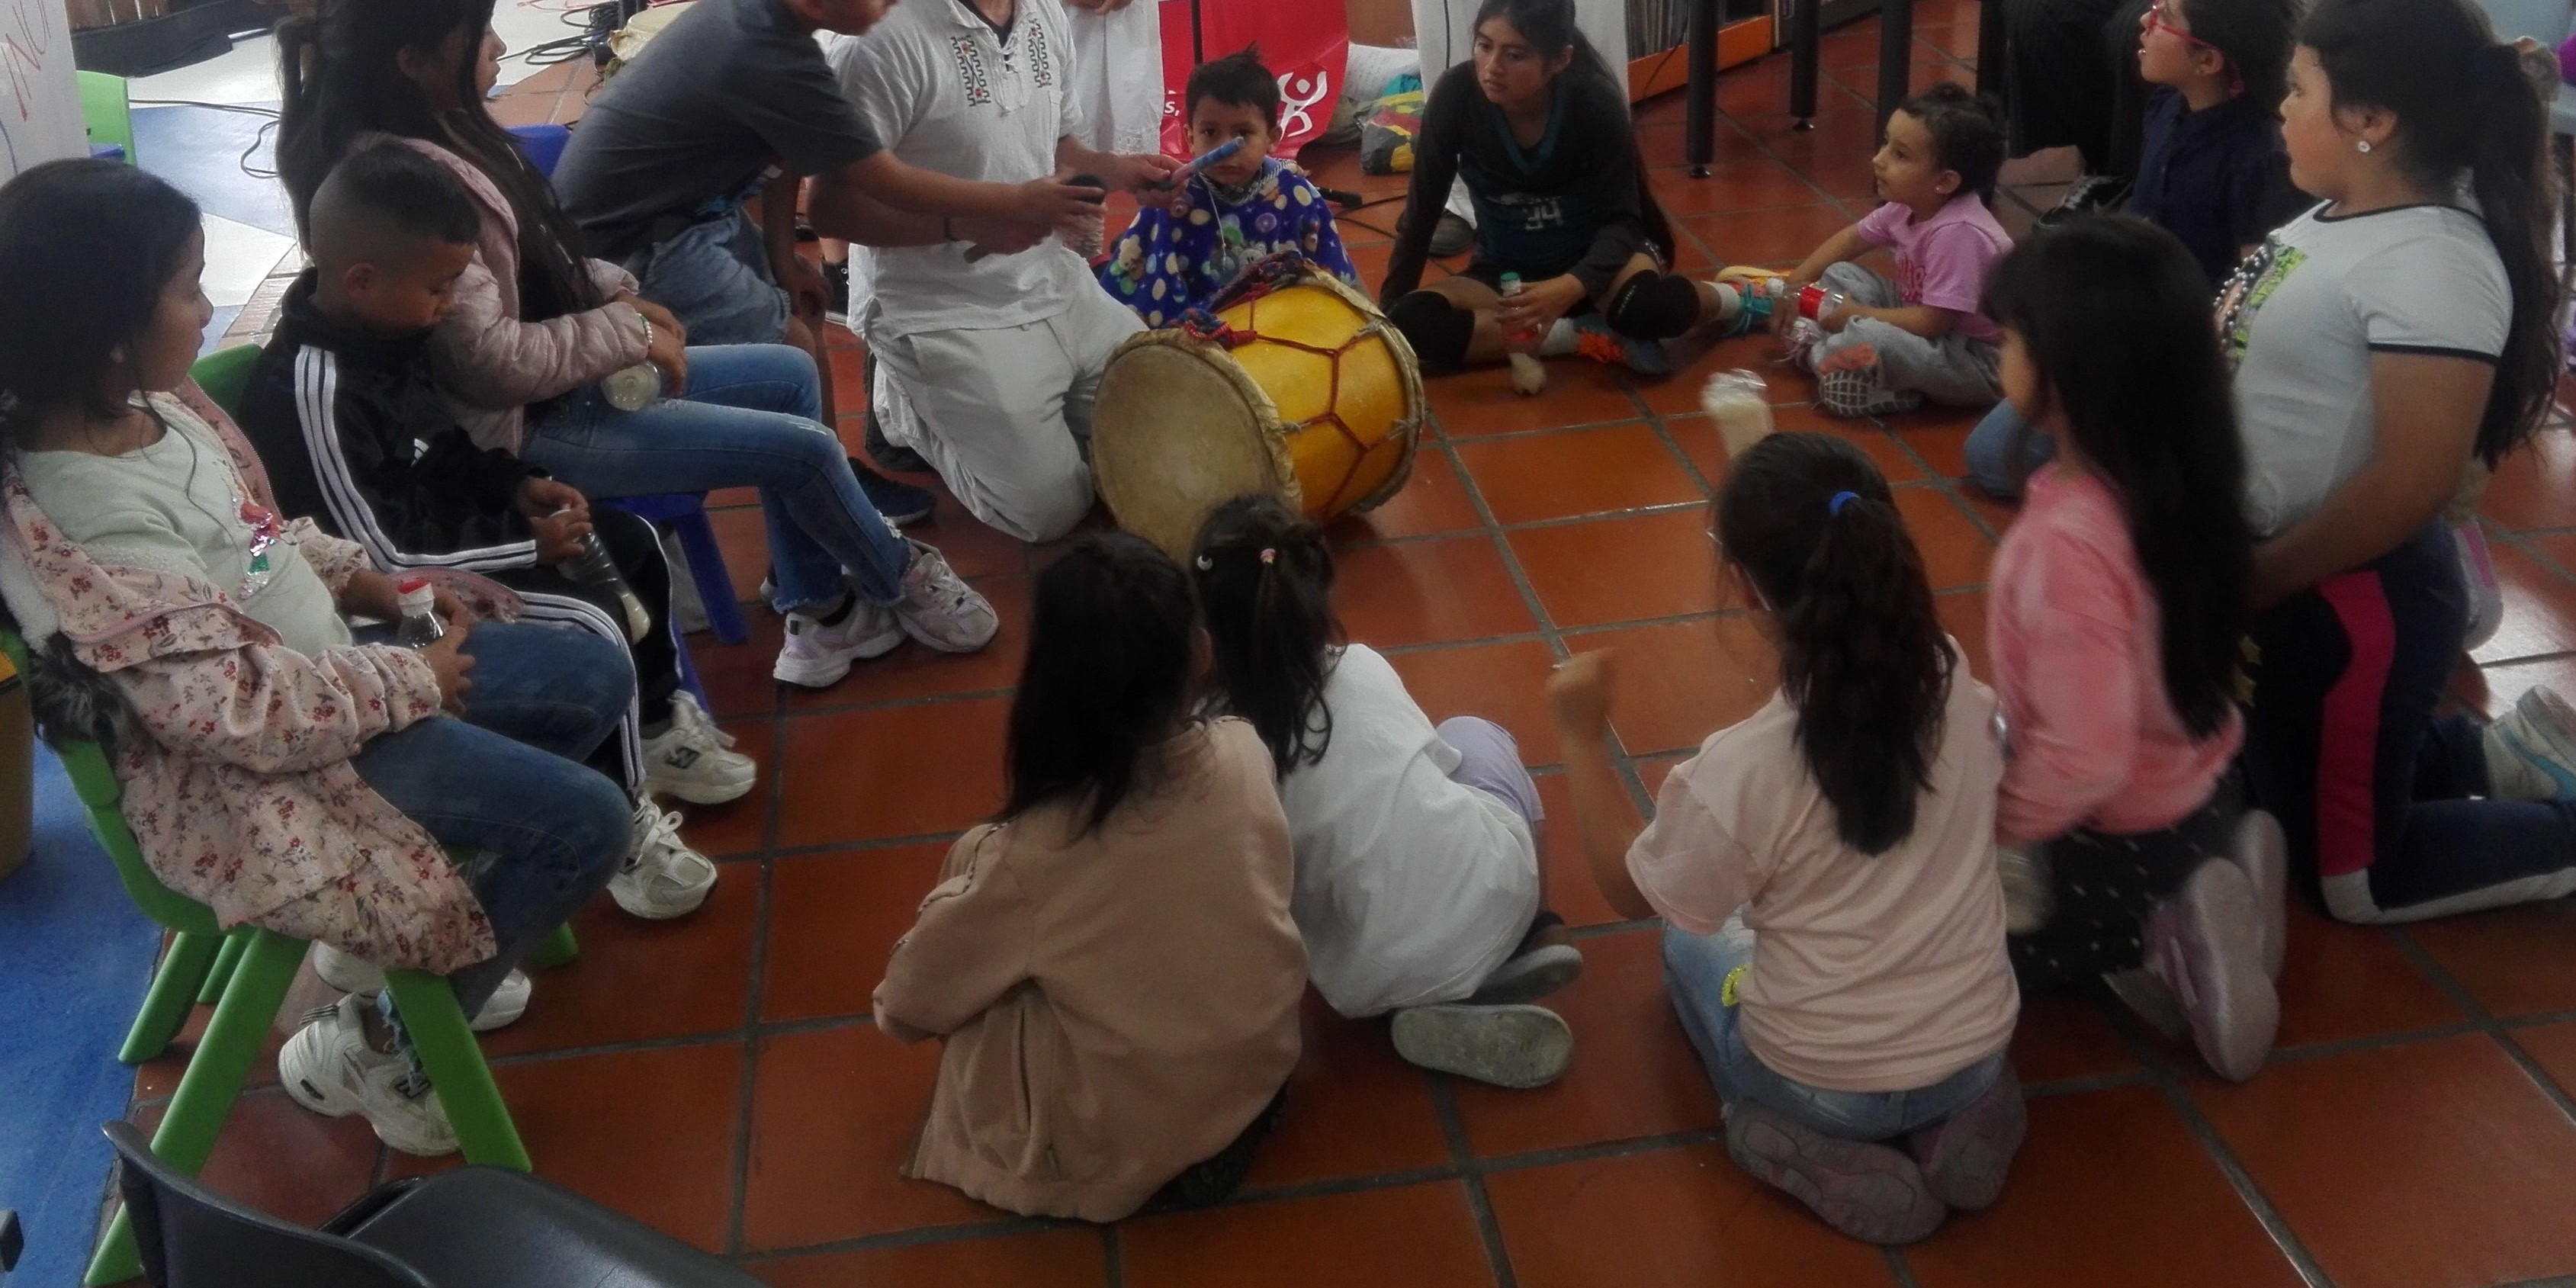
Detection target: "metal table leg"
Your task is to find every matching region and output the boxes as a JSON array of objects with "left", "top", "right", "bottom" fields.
[
  {"left": 1876, "top": 0, "right": 1916, "bottom": 134},
  {"left": 1789, "top": 0, "right": 1820, "bottom": 129},
  {"left": 1685, "top": 0, "right": 1722, "bottom": 175}
]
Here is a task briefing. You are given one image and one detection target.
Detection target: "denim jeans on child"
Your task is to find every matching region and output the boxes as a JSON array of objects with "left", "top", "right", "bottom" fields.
[
  {"left": 1663, "top": 918, "right": 2007, "bottom": 1139},
  {"left": 1799, "top": 262, "right": 2004, "bottom": 419},
  {"left": 348, "top": 619, "right": 633, "bottom": 1016},
  {"left": 625, "top": 204, "right": 793, "bottom": 348},
  {"left": 519, "top": 343, "right": 911, "bottom": 614},
  {"left": 1963, "top": 401, "right": 2058, "bottom": 499}
]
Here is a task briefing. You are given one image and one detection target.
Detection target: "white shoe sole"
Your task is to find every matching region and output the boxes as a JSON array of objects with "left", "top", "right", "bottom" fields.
[
  {"left": 1389, "top": 1004, "right": 1573, "bottom": 1089},
  {"left": 645, "top": 767, "right": 758, "bottom": 807},
  {"left": 611, "top": 863, "right": 718, "bottom": 920},
  {"left": 772, "top": 626, "right": 904, "bottom": 688}
]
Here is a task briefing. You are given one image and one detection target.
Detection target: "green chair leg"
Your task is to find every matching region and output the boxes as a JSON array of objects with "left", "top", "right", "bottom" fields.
[
  {"left": 529, "top": 922, "right": 579, "bottom": 969},
  {"left": 88, "top": 928, "right": 307, "bottom": 1286},
  {"left": 117, "top": 931, "right": 222, "bottom": 1065},
  {"left": 195, "top": 928, "right": 249, "bottom": 1006},
  {"left": 383, "top": 969, "right": 531, "bottom": 1172}
]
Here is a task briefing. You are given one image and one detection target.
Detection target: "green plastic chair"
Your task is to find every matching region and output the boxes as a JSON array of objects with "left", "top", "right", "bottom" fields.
[
  {"left": 188, "top": 345, "right": 262, "bottom": 419},
  {"left": 75, "top": 71, "right": 134, "bottom": 166}
]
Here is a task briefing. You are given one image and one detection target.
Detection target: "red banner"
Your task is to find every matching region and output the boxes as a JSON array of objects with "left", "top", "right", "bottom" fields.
[{"left": 1158, "top": 0, "right": 1350, "bottom": 160}]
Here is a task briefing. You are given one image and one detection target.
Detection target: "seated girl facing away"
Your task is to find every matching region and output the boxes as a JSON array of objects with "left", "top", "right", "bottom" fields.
[
  {"left": 1767, "top": 84, "right": 2013, "bottom": 419},
  {"left": 1549, "top": 432, "right": 2024, "bottom": 1246},
  {"left": 874, "top": 533, "right": 1306, "bottom": 1222},
  {"left": 0, "top": 160, "right": 633, "bottom": 1156},
  {"left": 1983, "top": 217, "right": 2282, "bottom": 1083},
  {"left": 1100, "top": 45, "right": 1359, "bottom": 326},
  {"left": 1193, "top": 495, "right": 1582, "bottom": 1089}
]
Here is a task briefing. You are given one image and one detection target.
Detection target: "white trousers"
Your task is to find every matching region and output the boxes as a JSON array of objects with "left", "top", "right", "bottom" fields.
[
  {"left": 866, "top": 287, "right": 1146, "bottom": 543},
  {"left": 1065, "top": 2, "right": 1168, "bottom": 156}
]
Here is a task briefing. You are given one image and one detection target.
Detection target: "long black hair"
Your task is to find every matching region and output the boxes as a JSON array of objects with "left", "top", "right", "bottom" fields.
[
  {"left": 275, "top": 0, "right": 599, "bottom": 323},
  {"left": 1470, "top": 0, "right": 1675, "bottom": 255},
  {"left": 1717, "top": 433, "right": 1952, "bottom": 855},
  {"left": 1987, "top": 216, "right": 2250, "bottom": 740},
  {"left": 2301, "top": 0, "right": 2563, "bottom": 465},
  {"left": 1192, "top": 494, "right": 1341, "bottom": 776},
  {"left": 0, "top": 160, "right": 202, "bottom": 442},
  {"left": 1003, "top": 533, "right": 1204, "bottom": 837}
]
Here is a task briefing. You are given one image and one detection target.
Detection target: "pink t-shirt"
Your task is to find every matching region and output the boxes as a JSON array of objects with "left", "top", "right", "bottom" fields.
[
  {"left": 1988, "top": 463, "right": 2243, "bottom": 844},
  {"left": 1855, "top": 196, "right": 2012, "bottom": 345},
  {"left": 1624, "top": 647, "right": 2019, "bottom": 1093}
]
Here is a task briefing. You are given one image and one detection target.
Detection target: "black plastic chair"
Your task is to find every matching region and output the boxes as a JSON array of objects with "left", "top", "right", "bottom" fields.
[{"left": 103, "top": 1121, "right": 763, "bottom": 1287}]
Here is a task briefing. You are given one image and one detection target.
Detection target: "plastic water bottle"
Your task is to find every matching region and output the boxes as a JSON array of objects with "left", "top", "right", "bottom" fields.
[
  {"left": 1699, "top": 369, "right": 1776, "bottom": 459},
  {"left": 1500, "top": 272, "right": 1548, "bottom": 397},
  {"left": 394, "top": 577, "right": 445, "bottom": 649},
  {"left": 602, "top": 362, "right": 662, "bottom": 413},
  {"left": 553, "top": 516, "right": 653, "bottom": 644}
]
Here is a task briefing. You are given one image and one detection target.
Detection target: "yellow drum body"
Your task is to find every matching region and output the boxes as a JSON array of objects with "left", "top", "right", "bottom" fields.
[{"left": 1092, "top": 269, "right": 1425, "bottom": 559}]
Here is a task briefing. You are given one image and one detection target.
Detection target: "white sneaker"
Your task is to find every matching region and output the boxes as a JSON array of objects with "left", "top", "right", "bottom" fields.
[
  {"left": 2487, "top": 685, "right": 2576, "bottom": 802},
  {"left": 893, "top": 541, "right": 998, "bottom": 654},
  {"left": 277, "top": 994, "right": 458, "bottom": 1156},
  {"left": 772, "top": 594, "right": 902, "bottom": 688},
  {"left": 642, "top": 691, "right": 757, "bottom": 805},
  {"left": 612, "top": 801, "right": 718, "bottom": 920},
  {"left": 310, "top": 945, "right": 532, "bottom": 1033}
]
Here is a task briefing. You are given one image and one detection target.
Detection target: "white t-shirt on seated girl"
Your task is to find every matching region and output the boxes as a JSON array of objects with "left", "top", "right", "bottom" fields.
[
  {"left": 1278, "top": 643, "right": 1540, "bottom": 1018},
  {"left": 1624, "top": 641, "right": 2019, "bottom": 1093}
]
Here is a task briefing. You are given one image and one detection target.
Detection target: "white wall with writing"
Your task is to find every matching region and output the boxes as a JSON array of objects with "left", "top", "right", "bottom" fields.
[{"left": 2, "top": 0, "right": 88, "bottom": 181}]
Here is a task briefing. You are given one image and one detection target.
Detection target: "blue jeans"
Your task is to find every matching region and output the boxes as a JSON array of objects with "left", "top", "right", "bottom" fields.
[
  {"left": 348, "top": 621, "right": 632, "bottom": 1014},
  {"left": 522, "top": 343, "right": 909, "bottom": 613},
  {"left": 625, "top": 204, "right": 792, "bottom": 348},
  {"left": 1662, "top": 920, "right": 2006, "bottom": 1140},
  {"left": 1963, "top": 402, "right": 2057, "bottom": 499}
]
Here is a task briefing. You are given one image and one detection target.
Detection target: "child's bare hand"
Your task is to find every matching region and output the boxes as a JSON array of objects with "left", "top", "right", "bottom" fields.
[
  {"left": 1547, "top": 650, "right": 1617, "bottom": 738},
  {"left": 530, "top": 507, "right": 593, "bottom": 566},
  {"left": 420, "top": 617, "right": 475, "bottom": 714}
]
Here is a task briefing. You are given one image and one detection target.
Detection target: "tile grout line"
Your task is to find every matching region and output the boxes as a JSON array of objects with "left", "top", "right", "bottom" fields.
[
  {"left": 721, "top": 851, "right": 779, "bottom": 1257},
  {"left": 1101, "top": 1221, "right": 1127, "bottom": 1288},
  {"left": 2383, "top": 928, "right": 2576, "bottom": 1129},
  {"left": 2099, "top": 997, "right": 2340, "bottom": 1288},
  {"left": 1426, "top": 1077, "right": 1522, "bottom": 1288}
]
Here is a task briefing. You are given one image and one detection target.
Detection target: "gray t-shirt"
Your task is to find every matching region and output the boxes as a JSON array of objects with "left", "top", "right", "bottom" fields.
[
  {"left": 552, "top": 0, "right": 882, "bottom": 261},
  {"left": 18, "top": 396, "right": 353, "bottom": 657},
  {"left": 2219, "top": 201, "right": 2510, "bottom": 537}
]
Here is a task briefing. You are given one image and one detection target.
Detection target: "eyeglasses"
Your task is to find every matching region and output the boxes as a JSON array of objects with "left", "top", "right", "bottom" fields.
[{"left": 2144, "top": 1, "right": 2247, "bottom": 93}]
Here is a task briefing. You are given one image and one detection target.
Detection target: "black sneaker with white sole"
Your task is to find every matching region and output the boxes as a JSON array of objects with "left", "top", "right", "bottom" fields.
[
  {"left": 2042, "top": 173, "right": 2130, "bottom": 223},
  {"left": 854, "top": 458, "right": 934, "bottom": 526}
]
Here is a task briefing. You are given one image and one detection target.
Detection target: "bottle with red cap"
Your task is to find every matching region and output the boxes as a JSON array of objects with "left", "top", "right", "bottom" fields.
[{"left": 393, "top": 577, "right": 445, "bottom": 650}]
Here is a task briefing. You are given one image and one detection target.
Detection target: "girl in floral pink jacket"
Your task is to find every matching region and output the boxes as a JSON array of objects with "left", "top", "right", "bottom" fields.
[{"left": 0, "top": 159, "right": 634, "bottom": 1157}]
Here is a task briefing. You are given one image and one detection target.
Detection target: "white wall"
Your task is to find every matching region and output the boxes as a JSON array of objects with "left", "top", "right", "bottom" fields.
[{"left": 1, "top": 0, "right": 90, "bottom": 180}]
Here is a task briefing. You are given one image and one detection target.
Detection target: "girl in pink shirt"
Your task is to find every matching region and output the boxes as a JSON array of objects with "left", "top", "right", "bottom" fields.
[
  {"left": 1550, "top": 432, "right": 2022, "bottom": 1246},
  {"left": 1983, "top": 216, "right": 2282, "bottom": 1083}
]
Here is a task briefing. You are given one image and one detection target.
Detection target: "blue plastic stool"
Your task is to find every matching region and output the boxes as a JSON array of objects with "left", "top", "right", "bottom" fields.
[
  {"left": 504, "top": 124, "right": 572, "bottom": 177},
  {"left": 606, "top": 493, "right": 748, "bottom": 648}
]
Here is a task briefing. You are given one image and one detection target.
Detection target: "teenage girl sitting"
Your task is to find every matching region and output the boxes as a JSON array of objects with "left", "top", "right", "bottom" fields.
[
  {"left": 0, "top": 160, "right": 631, "bottom": 1156},
  {"left": 1193, "top": 495, "right": 1583, "bottom": 1089},
  {"left": 2228, "top": 0, "right": 2576, "bottom": 924},
  {"left": 1983, "top": 216, "right": 2282, "bottom": 1083},
  {"left": 875, "top": 534, "right": 1306, "bottom": 1221},
  {"left": 1549, "top": 433, "right": 2023, "bottom": 1245},
  {"left": 1379, "top": 0, "right": 1763, "bottom": 380}
]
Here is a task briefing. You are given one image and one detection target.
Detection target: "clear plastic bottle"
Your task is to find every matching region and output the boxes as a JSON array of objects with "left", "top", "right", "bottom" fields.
[
  {"left": 602, "top": 361, "right": 662, "bottom": 413},
  {"left": 1499, "top": 272, "right": 1548, "bottom": 397},
  {"left": 393, "top": 577, "right": 445, "bottom": 649},
  {"left": 1498, "top": 272, "right": 1542, "bottom": 352},
  {"left": 1699, "top": 369, "right": 1776, "bottom": 458},
  {"left": 553, "top": 517, "right": 654, "bottom": 644}
]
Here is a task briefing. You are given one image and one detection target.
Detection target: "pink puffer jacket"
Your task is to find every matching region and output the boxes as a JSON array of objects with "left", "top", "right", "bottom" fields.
[{"left": 410, "top": 138, "right": 649, "bottom": 454}]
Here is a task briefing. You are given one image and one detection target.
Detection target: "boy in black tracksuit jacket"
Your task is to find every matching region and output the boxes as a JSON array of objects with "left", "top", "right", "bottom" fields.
[{"left": 238, "top": 143, "right": 753, "bottom": 808}]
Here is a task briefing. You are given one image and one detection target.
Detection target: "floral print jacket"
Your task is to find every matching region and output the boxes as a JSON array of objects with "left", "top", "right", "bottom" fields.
[
  {"left": 5, "top": 384, "right": 499, "bottom": 972},
  {"left": 1099, "top": 157, "right": 1359, "bottom": 326}
]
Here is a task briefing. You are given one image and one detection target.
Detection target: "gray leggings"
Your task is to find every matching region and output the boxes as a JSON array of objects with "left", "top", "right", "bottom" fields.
[{"left": 1799, "top": 262, "right": 2003, "bottom": 417}]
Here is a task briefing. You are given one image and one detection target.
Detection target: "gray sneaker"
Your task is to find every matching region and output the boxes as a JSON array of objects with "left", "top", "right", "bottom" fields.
[
  {"left": 1906, "top": 1066, "right": 2025, "bottom": 1212},
  {"left": 1389, "top": 1003, "right": 1573, "bottom": 1089},
  {"left": 893, "top": 541, "right": 999, "bottom": 654},
  {"left": 1724, "top": 1101, "right": 1948, "bottom": 1245},
  {"left": 2141, "top": 859, "right": 2279, "bottom": 1083}
]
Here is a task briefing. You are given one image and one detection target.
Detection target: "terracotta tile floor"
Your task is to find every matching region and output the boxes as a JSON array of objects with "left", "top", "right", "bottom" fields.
[{"left": 124, "top": 13, "right": 2576, "bottom": 1284}]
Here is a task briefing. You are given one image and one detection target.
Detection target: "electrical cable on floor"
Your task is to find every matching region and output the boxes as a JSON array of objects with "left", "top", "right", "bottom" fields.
[{"left": 127, "top": 98, "right": 283, "bottom": 180}]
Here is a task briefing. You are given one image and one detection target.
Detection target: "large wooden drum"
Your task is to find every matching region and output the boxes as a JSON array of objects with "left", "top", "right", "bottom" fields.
[{"left": 1091, "top": 265, "right": 1425, "bottom": 558}]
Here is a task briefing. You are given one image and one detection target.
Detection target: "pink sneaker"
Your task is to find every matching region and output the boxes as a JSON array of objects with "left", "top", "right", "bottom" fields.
[
  {"left": 2141, "top": 860, "right": 2279, "bottom": 1082},
  {"left": 1725, "top": 1101, "right": 1948, "bottom": 1244},
  {"left": 1906, "top": 1066, "right": 2025, "bottom": 1211}
]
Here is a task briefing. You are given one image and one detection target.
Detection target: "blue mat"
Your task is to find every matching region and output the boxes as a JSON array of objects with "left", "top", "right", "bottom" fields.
[
  {"left": 133, "top": 101, "right": 292, "bottom": 239},
  {"left": 0, "top": 746, "right": 159, "bottom": 1288}
]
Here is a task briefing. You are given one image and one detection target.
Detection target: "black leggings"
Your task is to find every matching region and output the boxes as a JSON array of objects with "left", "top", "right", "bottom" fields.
[
  {"left": 2008, "top": 779, "right": 2240, "bottom": 991},
  {"left": 1140, "top": 1087, "right": 1288, "bottom": 1214},
  {"left": 2241, "top": 524, "right": 2576, "bottom": 922}
]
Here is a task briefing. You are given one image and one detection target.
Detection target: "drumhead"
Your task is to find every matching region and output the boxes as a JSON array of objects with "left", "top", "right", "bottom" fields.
[{"left": 1092, "top": 336, "right": 1295, "bottom": 560}]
